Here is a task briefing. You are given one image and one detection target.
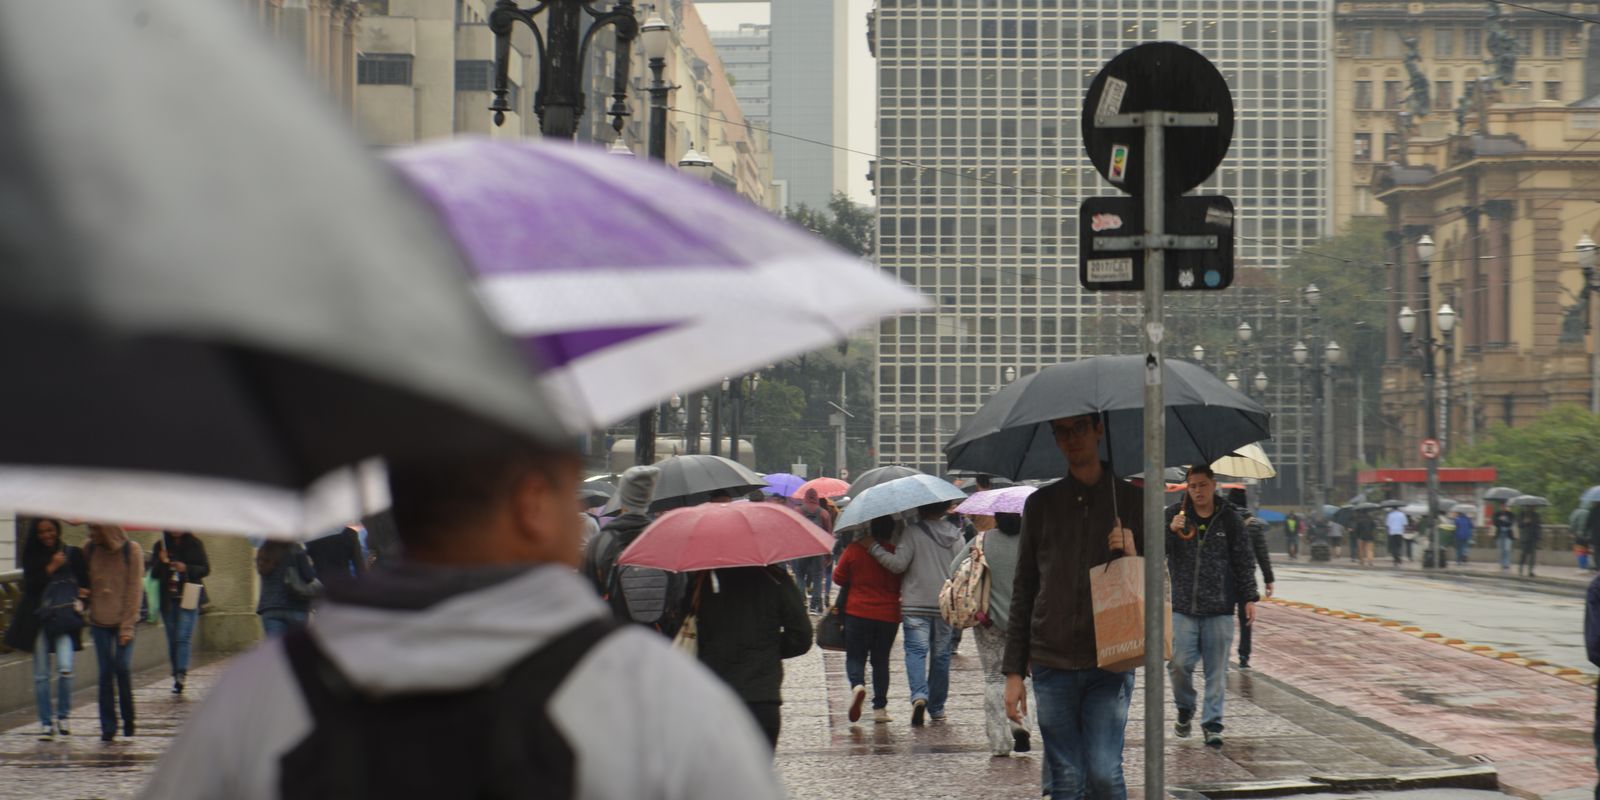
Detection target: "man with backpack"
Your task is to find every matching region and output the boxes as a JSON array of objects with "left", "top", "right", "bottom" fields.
[
  {"left": 582, "top": 465, "right": 687, "bottom": 636},
  {"left": 139, "top": 440, "right": 784, "bottom": 800},
  {"left": 85, "top": 523, "right": 144, "bottom": 742}
]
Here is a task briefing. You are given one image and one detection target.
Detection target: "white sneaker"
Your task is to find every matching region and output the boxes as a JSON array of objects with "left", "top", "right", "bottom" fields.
[
  {"left": 848, "top": 685, "right": 866, "bottom": 723},
  {"left": 873, "top": 708, "right": 891, "bottom": 724},
  {"left": 37, "top": 723, "right": 54, "bottom": 741}
]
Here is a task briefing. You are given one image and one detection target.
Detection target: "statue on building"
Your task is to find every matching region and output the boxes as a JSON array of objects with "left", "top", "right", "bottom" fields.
[
  {"left": 1484, "top": 1, "right": 1518, "bottom": 88},
  {"left": 1455, "top": 79, "right": 1478, "bottom": 135},
  {"left": 1561, "top": 297, "right": 1589, "bottom": 344},
  {"left": 1403, "top": 35, "right": 1431, "bottom": 119}
]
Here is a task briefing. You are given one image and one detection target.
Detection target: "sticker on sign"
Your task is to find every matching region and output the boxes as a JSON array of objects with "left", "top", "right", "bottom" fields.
[
  {"left": 1087, "top": 258, "right": 1135, "bottom": 283},
  {"left": 1109, "top": 144, "right": 1129, "bottom": 182},
  {"left": 1096, "top": 76, "right": 1128, "bottom": 121}
]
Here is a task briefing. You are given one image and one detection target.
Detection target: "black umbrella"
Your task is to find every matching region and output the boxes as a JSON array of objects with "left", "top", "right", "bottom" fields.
[
  {"left": 1508, "top": 495, "right": 1549, "bottom": 508},
  {"left": 602, "top": 455, "right": 768, "bottom": 514},
  {"left": 845, "top": 465, "right": 923, "bottom": 501},
  {"left": 1483, "top": 486, "right": 1522, "bottom": 502},
  {"left": 0, "top": 0, "right": 563, "bottom": 538},
  {"left": 578, "top": 482, "right": 616, "bottom": 509},
  {"left": 1332, "top": 506, "right": 1357, "bottom": 527},
  {"left": 944, "top": 357, "right": 1270, "bottom": 480}
]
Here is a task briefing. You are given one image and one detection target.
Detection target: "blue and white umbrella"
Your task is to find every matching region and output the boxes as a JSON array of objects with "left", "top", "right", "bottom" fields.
[
  {"left": 834, "top": 474, "right": 967, "bottom": 530},
  {"left": 1579, "top": 485, "right": 1600, "bottom": 506}
]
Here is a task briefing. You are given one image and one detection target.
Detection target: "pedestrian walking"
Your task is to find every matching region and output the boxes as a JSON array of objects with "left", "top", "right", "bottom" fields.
[
  {"left": 1583, "top": 571, "right": 1599, "bottom": 800},
  {"left": 139, "top": 440, "right": 786, "bottom": 800},
  {"left": 304, "top": 524, "right": 365, "bottom": 581},
  {"left": 1284, "top": 513, "right": 1301, "bottom": 560},
  {"left": 1453, "top": 510, "right": 1474, "bottom": 566},
  {"left": 1353, "top": 509, "right": 1377, "bottom": 567},
  {"left": 583, "top": 465, "right": 688, "bottom": 635},
  {"left": 1004, "top": 414, "right": 1144, "bottom": 799},
  {"left": 1517, "top": 508, "right": 1542, "bottom": 577},
  {"left": 1494, "top": 503, "right": 1517, "bottom": 570},
  {"left": 3, "top": 518, "right": 88, "bottom": 740},
  {"left": 866, "top": 499, "right": 965, "bottom": 726},
  {"left": 1226, "top": 488, "right": 1274, "bottom": 671},
  {"left": 682, "top": 565, "right": 813, "bottom": 750},
  {"left": 790, "top": 489, "right": 832, "bottom": 612},
  {"left": 1329, "top": 519, "right": 1345, "bottom": 561},
  {"left": 951, "top": 512, "right": 1039, "bottom": 758},
  {"left": 85, "top": 523, "right": 144, "bottom": 742},
  {"left": 1166, "top": 466, "right": 1260, "bottom": 748},
  {"left": 151, "top": 530, "right": 209, "bottom": 694},
  {"left": 255, "top": 541, "right": 318, "bottom": 638},
  {"left": 833, "top": 515, "right": 904, "bottom": 725},
  {"left": 1386, "top": 506, "right": 1408, "bottom": 566}
]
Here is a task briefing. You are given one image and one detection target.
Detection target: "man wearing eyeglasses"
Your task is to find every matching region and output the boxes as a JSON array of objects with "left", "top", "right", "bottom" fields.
[{"left": 1003, "top": 414, "right": 1142, "bottom": 799}]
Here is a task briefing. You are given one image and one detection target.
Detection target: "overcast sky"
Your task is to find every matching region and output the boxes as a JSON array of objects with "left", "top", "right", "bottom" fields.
[{"left": 698, "top": 1, "right": 875, "bottom": 205}]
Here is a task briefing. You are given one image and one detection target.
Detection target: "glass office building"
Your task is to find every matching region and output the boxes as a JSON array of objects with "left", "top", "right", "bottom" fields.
[{"left": 872, "top": 0, "right": 1329, "bottom": 497}]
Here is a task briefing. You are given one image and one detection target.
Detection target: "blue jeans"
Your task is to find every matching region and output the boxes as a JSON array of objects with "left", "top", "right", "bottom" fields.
[
  {"left": 90, "top": 626, "right": 134, "bottom": 736},
  {"left": 1498, "top": 536, "right": 1513, "bottom": 568},
  {"left": 162, "top": 605, "right": 199, "bottom": 677},
  {"left": 1455, "top": 539, "right": 1471, "bottom": 564},
  {"left": 260, "top": 609, "right": 308, "bottom": 639},
  {"left": 33, "top": 631, "right": 73, "bottom": 727},
  {"left": 901, "top": 613, "right": 953, "bottom": 715},
  {"left": 1031, "top": 666, "right": 1134, "bottom": 799},
  {"left": 789, "top": 557, "right": 825, "bottom": 611},
  {"left": 1170, "top": 612, "right": 1234, "bottom": 731}
]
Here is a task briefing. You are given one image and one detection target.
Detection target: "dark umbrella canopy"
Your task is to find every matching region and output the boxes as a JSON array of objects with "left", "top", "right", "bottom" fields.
[
  {"left": 944, "top": 357, "right": 1270, "bottom": 480},
  {"left": 601, "top": 455, "right": 768, "bottom": 514},
  {"left": 845, "top": 465, "right": 923, "bottom": 501},
  {"left": 0, "top": 0, "right": 563, "bottom": 538},
  {"left": 578, "top": 482, "right": 616, "bottom": 509},
  {"left": 1483, "top": 487, "right": 1522, "bottom": 501}
]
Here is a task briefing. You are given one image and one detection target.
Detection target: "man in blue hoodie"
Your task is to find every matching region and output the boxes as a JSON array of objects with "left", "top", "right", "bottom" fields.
[{"left": 868, "top": 501, "right": 964, "bottom": 726}]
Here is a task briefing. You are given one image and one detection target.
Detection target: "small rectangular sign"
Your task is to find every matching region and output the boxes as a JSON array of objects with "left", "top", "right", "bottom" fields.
[
  {"left": 1108, "top": 144, "right": 1129, "bottom": 182},
  {"left": 1097, "top": 76, "right": 1128, "bottom": 121},
  {"left": 1086, "top": 258, "right": 1135, "bottom": 283}
]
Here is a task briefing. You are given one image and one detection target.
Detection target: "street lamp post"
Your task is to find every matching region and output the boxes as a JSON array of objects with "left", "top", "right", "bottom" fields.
[
  {"left": 1235, "top": 320, "right": 1253, "bottom": 394},
  {"left": 1192, "top": 344, "right": 1205, "bottom": 364},
  {"left": 709, "top": 377, "right": 728, "bottom": 457},
  {"left": 1399, "top": 233, "right": 1449, "bottom": 567},
  {"left": 1579, "top": 233, "right": 1599, "bottom": 413},
  {"left": 625, "top": 16, "right": 676, "bottom": 468},
  {"left": 1293, "top": 340, "right": 1310, "bottom": 506},
  {"left": 1225, "top": 372, "right": 1241, "bottom": 391},
  {"left": 1323, "top": 339, "right": 1342, "bottom": 506},
  {"left": 729, "top": 372, "right": 760, "bottom": 464},
  {"left": 489, "top": 0, "right": 639, "bottom": 137}
]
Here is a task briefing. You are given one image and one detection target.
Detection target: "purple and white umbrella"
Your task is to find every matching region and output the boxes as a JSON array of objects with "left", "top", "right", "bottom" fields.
[
  {"left": 388, "top": 139, "right": 928, "bottom": 431},
  {"left": 954, "top": 485, "right": 1037, "bottom": 516}
]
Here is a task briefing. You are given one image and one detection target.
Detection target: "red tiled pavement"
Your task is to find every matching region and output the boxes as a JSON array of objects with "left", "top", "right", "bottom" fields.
[{"left": 1250, "top": 602, "right": 1598, "bottom": 798}]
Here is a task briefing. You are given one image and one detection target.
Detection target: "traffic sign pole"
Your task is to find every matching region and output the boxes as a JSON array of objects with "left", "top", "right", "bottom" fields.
[{"left": 1139, "top": 108, "right": 1168, "bottom": 800}]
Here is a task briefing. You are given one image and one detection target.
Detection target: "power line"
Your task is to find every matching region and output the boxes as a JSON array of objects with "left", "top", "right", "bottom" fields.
[{"left": 1485, "top": 0, "right": 1600, "bottom": 24}]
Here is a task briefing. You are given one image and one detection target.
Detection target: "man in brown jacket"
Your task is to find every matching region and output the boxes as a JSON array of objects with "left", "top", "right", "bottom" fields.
[
  {"left": 1003, "top": 414, "right": 1142, "bottom": 799},
  {"left": 86, "top": 523, "right": 144, "bottom": 742}
]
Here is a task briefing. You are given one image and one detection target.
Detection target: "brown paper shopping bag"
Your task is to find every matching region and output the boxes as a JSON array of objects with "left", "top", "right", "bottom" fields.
[
  {"left": 1090, "top": 556, "right": 1172, "bottom": 672},
  {"left": 180, "top": 582, "right": 203, "bottom": 611}
]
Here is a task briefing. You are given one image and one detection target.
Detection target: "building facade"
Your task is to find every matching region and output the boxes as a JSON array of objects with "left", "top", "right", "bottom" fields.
[
  {"left": 771, "top": 0, "right": 849, "bottom": 210},
  {"left": 871, "top": 0, "right": 1332, "bottom": 485},
  {"left": 709, "top": 23, "right": 772, "bottom": 131},
  {"left": 1331, "top": 0, "right": 1594, "bottom": 230},
  {"left": 1376, "top": 101, "right": 1600, "bottom": 465}
]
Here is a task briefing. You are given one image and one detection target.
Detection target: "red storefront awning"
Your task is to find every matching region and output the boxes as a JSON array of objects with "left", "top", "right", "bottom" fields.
[{"left": 1356, "top": 467, "right": 1498, "bottom": 485}]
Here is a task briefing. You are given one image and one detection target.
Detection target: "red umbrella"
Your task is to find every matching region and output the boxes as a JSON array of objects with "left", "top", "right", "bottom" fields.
[
  {"left": 617, "top": 503, "right": 834, "bottom": 572},
  {"left": 791, "top": 477, "right": 850, "bottom": 499}
]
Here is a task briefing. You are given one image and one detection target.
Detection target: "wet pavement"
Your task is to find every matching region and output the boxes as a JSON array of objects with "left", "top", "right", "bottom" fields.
[
  {"left": 1271, "top": 562, "right": 1595, "bottom": 677},
  {"left": 1250, "top": 599, "right": 1598, "bottom": 800},
  {"left": 774, "top": 606, "right": 1491, "bottom": 799},
  {"left": 0, "top": 656, "right": 225, "bottom": 800}
]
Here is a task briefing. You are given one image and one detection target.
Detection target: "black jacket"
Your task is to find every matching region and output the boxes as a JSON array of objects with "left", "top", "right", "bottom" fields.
[
  {"left": 1165, "top": 500, "right": 1259, "bottom": 617},
  {"left": 305, "top": 527, "right": 365, "bottom": 580},
  {"left": 582, "top": 513, "right": 651, "bottom": 597},
  {"left": 1241, "top": 509, "right": 1274, "bottom": 585},
  {"left": 3, "top": 543, "right": 88, "bottom": 652},
  {"left": 689, "top": 566, "right": 813, "bottom": 704},
  {"left": 151, "top": 533, "right": 210, "bottom": 612}
]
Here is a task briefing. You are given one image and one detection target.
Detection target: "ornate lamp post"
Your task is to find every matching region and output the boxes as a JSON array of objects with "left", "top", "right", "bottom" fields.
[
  {"left": 1225, "top": 372, "right": 1241, "bottom": 391},
  {"left": 1253, "top": 371, "right": 1269, "bottom": 394},
  {"left": 1579, "top": 233, "right": 1599, "bottom": 413},
  {"left": 1192, "top": 344, "right": 1205, "bottom": 364},
  {"left": 489, "top": 0, "right": 640, "bottom": 138},
  {"left": 1292, "top": 340, "right": 1310, "bottom": 505},
  {"left": 1399, "top": 233, "right": 1452, "bottom": 567}
]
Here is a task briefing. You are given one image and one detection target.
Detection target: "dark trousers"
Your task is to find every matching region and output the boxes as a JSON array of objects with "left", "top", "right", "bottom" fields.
[
  {"left": 1235, "top": 601, "right": 1253, "bottom": 663},
  {"left": 1285, "top": 534, "right": 1299, "bottom": 559},
  {"left": 90, "top": 626, "right": 134, "bottom": 737},
  {"left": 789, "top": 557, "right": 825, "bottom": 611},
  {"left": 1389, "top": 535, "right": 1404, "bottom": 565},
  {"left": 844, "top": 615, "right": 899, "bottom": 709},
  {"left": 746, "top": 701, "right": 780, "bottom": 751},
  {"left": 1520, "top": 545, "right": 1539, "bottom": 573}
]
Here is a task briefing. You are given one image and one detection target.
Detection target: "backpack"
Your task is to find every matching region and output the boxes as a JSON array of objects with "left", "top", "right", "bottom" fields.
[
  {"left": 37, "top": 569, "right": 85, "bottom": 639},
  {"left": 279, "top": 620, "right": 615, "bottom": 800},
  {"left": 605, "top": 563, "right": 675, "bottom": 628},
  {"left": 799, "top": 504, "right": 832, "bottom": 533},
  {"left": 939, "top": 532, "right": 991, "bottom": 629}
]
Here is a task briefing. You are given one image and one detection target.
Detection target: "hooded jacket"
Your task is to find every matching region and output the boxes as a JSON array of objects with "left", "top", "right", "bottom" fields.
[
  {"left": 689, "top": 566, "right": 813, "bottom": 704},
  {"left": 86, "top": 531, "right": 144, "bottom": 639},
  {"left": 1165, "top": 499, "right": 1259, "bottom": 617},
  {"left": 136, "top": 565, "right": 785, "bottom": 800},
  {"left": 868, "top": 516, "right": 964, "bottom": 616}
]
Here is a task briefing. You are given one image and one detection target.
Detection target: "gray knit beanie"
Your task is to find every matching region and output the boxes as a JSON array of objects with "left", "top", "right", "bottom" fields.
[{"left": 616, "top": 465, "right": 661, "bottom": 513}]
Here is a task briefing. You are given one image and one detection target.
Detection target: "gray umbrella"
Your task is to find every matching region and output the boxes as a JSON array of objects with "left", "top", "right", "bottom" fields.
[
  {"left": 846, "top": 465, "right": 924, "bottom": 501},
  {"left": 1379, "top": 499, "right": 1406, "bottom": 509},
  {"left": 1483, "top": 487, "right": 1522, "bottom": 501},
  {"left": 1450, "top": 503, "right": 1478, "bottom": 514},
  {"left": 601, "top": 455, "right": 768, "bottom": 514},
  {"left": 1508, "top": 495, "right": 1550, "bottom": 508},
  {"left": 834, "top": 474, "right": 969, "bottom": 530},
  {"left": 944, "top": 357, "right": 1271, "bottom": 480},
  {"left": 0, "top": 0, "right": 563, "bottom": 538}
]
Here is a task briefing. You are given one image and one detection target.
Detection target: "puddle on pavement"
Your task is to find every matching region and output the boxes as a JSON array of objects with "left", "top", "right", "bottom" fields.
[{"left": 1397, "top": 688, "right": 1569, "bottom": 722}]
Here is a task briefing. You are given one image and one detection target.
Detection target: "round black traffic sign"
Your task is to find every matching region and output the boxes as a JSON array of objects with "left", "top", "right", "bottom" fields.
[{"left": 1081, "top": 42, "right": 1233, "bottom": 197}]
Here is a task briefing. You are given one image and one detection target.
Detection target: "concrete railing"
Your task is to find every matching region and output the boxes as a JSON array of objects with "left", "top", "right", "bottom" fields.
[{"left": 0, "top": 570, "right": 19, "bottom": 654}]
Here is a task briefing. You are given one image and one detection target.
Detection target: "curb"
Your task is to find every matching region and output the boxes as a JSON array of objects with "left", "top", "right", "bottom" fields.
[
  {"left": 1182, "top": 765, "right": 1500, "bottom": 798},
  {"left": 1277, "top": 557, "right": 1593, "bottom": 594},
  {"left": 1268, "top": 598, "right": 1599, "bottom": 688}
]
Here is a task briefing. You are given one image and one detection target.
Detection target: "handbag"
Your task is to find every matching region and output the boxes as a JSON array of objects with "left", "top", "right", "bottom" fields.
[
  {"left": 815, "top": 582, "right": 850, "bottom": 652},
  {"left": 672, "top": 574, "right": 705, "bottom": 656}
]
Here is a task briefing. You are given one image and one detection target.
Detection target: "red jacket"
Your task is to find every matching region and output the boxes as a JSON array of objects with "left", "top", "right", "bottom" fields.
[{"left": 832, "top": 540, "right": 903, "bottom": 623}]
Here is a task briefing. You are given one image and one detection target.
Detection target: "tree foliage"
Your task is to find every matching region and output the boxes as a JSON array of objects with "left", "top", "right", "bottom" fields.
[
  {"left": 1445, "top": 404, "right": 1600, "bottom": 520},
  {"left": 745, "top": 336, "right": 876, "bottom": 477},
  {"left": 786, "top": 193, "right": 875, "bottom": 257}
]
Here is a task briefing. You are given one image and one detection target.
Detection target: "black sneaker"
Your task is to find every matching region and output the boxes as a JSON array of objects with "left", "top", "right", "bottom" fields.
[
  {"left": 56, "top": 720, "right": 69, "bottom": 737},
  {"left": 100, "top": 732, "right": 114, "bottom": 742},
  {"left": 911, "top": 699, "right": 926, "bottom": 727},
  {"left": 1174, "top": 708, "right": 1194, "bottom": 738},
  {"left": 1205, "top": 730, "right": 1224, "bottom": 748},
  {"left": 1012, "top": 727, "right": 1031, "bottom": 752},
  {"left": 1237, "top": 659, "right": 1251, "bottom": 670},
  {"left": 174, "top": 673, "right": 186, "bottom": 694},
  {"left": 123, "top": 722, "right": 135, "bottom": 737}
]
